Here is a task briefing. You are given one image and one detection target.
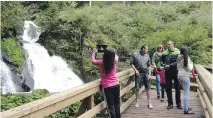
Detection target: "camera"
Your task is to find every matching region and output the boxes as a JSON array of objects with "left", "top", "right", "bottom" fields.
[{"left": 96, "top": 44, "right": 107, "bottom": 52}]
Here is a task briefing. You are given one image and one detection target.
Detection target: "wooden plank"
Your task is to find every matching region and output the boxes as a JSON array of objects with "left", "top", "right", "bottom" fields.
[
  {"left": 121, "top": 90, "right": 204, "bottom": 118},
  {"left": 2, "top": 86, "right": 99, "bottom": 118},
  {"left": 120, "top": 76, "right": 134, "bottom": 97},
  {"left": 201, "top": 90, "right": 212, "bottom": 117},
  {"left": 119, "top": 71, "right": 135, "bottom": 82},
  {"left": 117, "top": 68, "right": 134, "bottom": 78},
  {"left": 120, "top": 82, "right": 135, "bottom": 97},
  {"left": 120, "top": 86, "right": 144, "bottom": 113},
  {"left": 124, "top": 75, "right": 134, "bottom": 87},
  {"left": 197, "top": 78, "right": 205, "bottom": 93},
  {"left": 1, "top": 79, "right": 101, "bottom": 118},
  {"left": 75, "top": 98, "right": 88, "bottom": 117},
  {"left": 196, "top": 67, "right": 212, "bottom": 116},
  {"left": 195, "top": 64, "right": 212, "bottom": 100},
  {"left": 1, "top": 69, "right": 134, "bottom": 118},
  {"left": 197, "top": 89, "right": 210, "bottom": 118},
  {"left": 88, "top": 95, "right": 95, "bottom": 109},
  {"left": 120, "top": 92, "right": 136, "bottom": 113},
  {"left": 78, "top": 101, "right": 106, "bottom": 118},
  {"left": 30, "top": 87, "right": 99, "bottom": 118}
]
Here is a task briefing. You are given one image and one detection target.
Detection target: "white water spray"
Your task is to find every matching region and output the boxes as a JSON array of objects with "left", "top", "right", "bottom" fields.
[{"left": 21, "top": 21, "right": 83, "bottom": 92}]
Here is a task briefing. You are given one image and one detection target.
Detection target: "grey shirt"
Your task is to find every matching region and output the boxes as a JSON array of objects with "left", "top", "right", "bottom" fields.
[
  {"left": 131, "top": 51, "right": 150, "bottom": 73},
  {"left": 177, "top": 55, "right": 192, "bottom": 77}
]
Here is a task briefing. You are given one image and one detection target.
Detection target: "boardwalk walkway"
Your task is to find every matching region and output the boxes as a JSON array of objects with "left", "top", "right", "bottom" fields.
[{"left": 121, "top": 89, "right": 204, "bottom": 118}]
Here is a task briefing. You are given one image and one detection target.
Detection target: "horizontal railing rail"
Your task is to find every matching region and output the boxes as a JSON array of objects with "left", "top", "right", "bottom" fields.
[
  {"left": 195, "top": 64, "right": 212, "bottom": 118},
  {"left": 2, "top": 68, "right": 142, "bottom": 118}
]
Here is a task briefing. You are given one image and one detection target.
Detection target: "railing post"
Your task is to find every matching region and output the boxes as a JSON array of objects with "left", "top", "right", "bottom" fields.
[
  {"left": 75, "top": 95, "right": 94, "bottom": 118},
  {"left": 120, "top": 84, "right": 122, "bottom": 105},
  {"left": 88, "top": 95, "right": 95, "bottom": 109},
  {"left": 75, "top": 98, "right": 89, "bottom": 117}
]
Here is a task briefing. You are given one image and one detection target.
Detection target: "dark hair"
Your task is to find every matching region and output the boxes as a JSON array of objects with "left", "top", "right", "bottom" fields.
[
  {"left": 180, "top": 46, "right": 188, "bottom": 67},
  {"left": 103, "top": 48, "right": 115, "bottom": 75},
  {"left": 141, "top": 44, "right": 148, "bottom": 50}
]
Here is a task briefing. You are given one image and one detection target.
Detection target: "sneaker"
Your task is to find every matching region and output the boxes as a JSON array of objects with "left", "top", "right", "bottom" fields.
[
  {"left": 157, "top": 95, "right": 160, "bottom": 99},
  {"left": 161, "top": 98, "right": 164, "bottom": 102},
  {"left": 184, "top": 109, "right": 194, "bottom": 114},
  {"left": 135, "top": 101, "right": 139, "bottom": 108},
  {"left": 167, "top": 104, "right": 173, "bottom": 109},
  {"left": 148, "top": 103, "right": 153, "bottom": 109},
  {"left": 177, "top": 104, "right": 183, "bottom": 109}
]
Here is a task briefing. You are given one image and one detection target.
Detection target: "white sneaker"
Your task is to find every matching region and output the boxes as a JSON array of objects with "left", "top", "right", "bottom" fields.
[
  {"left": 135, "top": 101, "right": 140, "bottom": 108},
  {"left": 148, "top": 103, "right": 153, "bottom": 109}
]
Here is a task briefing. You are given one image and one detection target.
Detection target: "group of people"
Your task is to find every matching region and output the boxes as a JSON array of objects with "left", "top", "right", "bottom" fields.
[
  {"left": 151, "top": 41, "right": 195, "bottom": 114},
  {"left": 91, "top": 40, "right": 196, "bottom": 118}
]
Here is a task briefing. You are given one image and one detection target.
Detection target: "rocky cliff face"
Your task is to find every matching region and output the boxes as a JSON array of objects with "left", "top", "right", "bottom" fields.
[{"left": 1, "top": 39, "right": 30, "bottom": 92}]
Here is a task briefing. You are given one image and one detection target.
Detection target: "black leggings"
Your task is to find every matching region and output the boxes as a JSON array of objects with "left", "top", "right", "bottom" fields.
[
  {"left": 104, "top": 84, "right": 120, "bottom": 118},
  {"left": 161, "top": 83, "right": 166, "bottom": 98}
]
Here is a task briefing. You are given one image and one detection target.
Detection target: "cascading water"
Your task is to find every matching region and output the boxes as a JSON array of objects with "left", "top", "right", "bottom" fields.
[
  {"left": 0, "top": 57, "right": 17, "bottom": 94},
  {"left": 21, "top": 21, "right": 83, "bottom": 92}
]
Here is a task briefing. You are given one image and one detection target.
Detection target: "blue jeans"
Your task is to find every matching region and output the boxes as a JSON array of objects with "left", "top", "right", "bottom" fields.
[
  {"left": 178, "top": 75, "right": 190, "bottom": 111},
  {"left": 156, "top": 74, "right": 161, "bottom": 96},
  {"left": 135, "top": 73, "right": 151, "bottom": 90}
]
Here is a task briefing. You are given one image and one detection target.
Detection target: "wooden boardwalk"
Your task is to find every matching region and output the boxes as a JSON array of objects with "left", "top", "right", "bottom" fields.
[
  {"left": 121, "top": 89, "right": 204, "bottom": 118},
  {"left": 2, "top": 65, "right": 211, "bottom": 118}
]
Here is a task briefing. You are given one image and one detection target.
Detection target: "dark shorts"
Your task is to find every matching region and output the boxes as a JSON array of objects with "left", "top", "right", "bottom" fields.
[{"left": 135, "top": 72, "right": 151, "bottom": 90}]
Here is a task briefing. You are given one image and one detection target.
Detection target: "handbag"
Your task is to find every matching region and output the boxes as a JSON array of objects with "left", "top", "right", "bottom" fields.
[{"left": 187, "top": 57, "right": 193, "bottom": 72}]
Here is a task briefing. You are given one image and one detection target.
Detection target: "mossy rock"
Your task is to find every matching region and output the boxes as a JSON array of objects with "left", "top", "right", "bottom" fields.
[
  {"left": 1, "top": 38, "right": 25, "bottom": 73},
  {"left": 31, "top": 89, "right": 50, "bottom": 99}
]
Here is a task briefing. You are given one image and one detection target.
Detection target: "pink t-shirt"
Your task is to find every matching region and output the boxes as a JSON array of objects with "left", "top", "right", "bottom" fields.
[{"left": 91, "top": 52, "right": 119, "bottom": 88}]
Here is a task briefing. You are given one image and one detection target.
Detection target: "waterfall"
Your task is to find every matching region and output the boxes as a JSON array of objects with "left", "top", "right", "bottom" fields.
[
  {"left": 0, "top": 58, "right": 17, "bottom": 94},
  {"left": 20, "top": 21, "right": 83, "bottom": 92}
]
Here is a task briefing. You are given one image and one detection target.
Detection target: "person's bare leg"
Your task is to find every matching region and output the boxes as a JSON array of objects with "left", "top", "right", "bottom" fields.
[
  {"left": 136, "top": 89, "right": 139, "bottom": 99},
  {"left": 146, "top": 88, "right": 150, "bottom": 100},
  {"left": 146, "top": 88, "right": 153, "bottom": 109},
  {"left": 135, "top": 89, "right": 140, "bottom": 107}
]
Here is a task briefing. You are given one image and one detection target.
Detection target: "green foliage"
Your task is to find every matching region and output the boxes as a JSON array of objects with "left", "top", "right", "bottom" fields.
[
  {"left": 1, "top": 89, "right": 50, "bottom": 111},
  {"left": 57, "top": 1, "right": 211, "bottom": 73},
  {"left": 1, "top": 38, "right": 25, "bottom": 73},
  {"left": 47, "top": 102, "right": 81, "bottom": 118},
  {"left": 1, "top": 1, "right": 30, "bottom": 38}
]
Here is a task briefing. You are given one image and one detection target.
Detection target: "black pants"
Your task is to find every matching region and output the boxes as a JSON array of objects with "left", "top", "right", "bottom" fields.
[
  {"left": 165, "top": 72, "right": 181, "bottom": 106},
  {"left": 104, "top": 84, "right": 120, "bottom": 118},
  {"left": 161, "top": 83, "right": 166, "bottom": 98}
]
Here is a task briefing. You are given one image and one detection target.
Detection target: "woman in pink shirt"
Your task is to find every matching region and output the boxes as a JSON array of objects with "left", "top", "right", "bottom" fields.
[{"left": 91, "top": 48, "right": 120, "bottom": 118}]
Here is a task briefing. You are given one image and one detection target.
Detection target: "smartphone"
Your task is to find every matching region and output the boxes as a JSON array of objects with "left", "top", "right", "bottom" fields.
[{"left": 96, "top": 44, "right": 107, "bottom": 52}]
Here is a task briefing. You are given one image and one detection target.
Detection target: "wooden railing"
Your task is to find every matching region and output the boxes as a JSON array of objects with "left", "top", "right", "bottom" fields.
[
  {"left": 1, "top": 68, "right": 143, "bottom": 118},
  {"left": 1, "top": 65, "right": 211, "bottom": 118},
  {"left": 195, "top": 64, "right": 212, "bottom": 118}
]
